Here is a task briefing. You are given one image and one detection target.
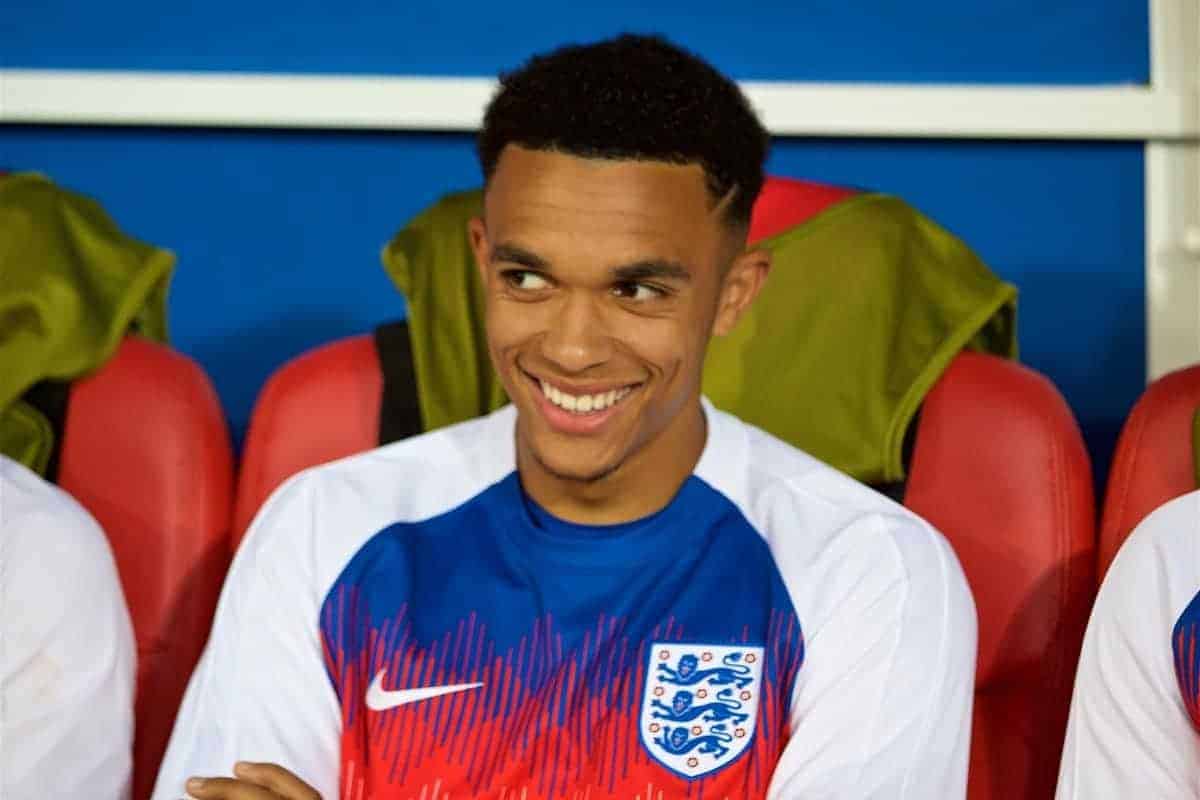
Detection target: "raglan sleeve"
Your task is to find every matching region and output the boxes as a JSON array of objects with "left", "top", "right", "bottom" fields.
[
  {"left": 1055, "top": 494, "right": 1200, "bottom": 799},
  {"left": 151, "top": 473, "right": 343, "bottom": 800},
  {"left": 766, "top": 512, "right": 976, "bottom": 799},
  {"left": 1, "top": 491, "right": 136, "bottom": 800}
]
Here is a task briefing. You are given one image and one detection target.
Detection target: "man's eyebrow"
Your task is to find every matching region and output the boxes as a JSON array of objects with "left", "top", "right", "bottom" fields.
[
  {"left": 491, "top": 243, "right": 550, "bottom": 271},
  {"left": 611, "top": 260, "right": 692, "bottom": 283}
]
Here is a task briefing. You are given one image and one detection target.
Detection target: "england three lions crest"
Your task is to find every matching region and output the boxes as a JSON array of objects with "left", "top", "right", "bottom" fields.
[{"left": 640, "top": 642, "right": 765, "bottom": 779}]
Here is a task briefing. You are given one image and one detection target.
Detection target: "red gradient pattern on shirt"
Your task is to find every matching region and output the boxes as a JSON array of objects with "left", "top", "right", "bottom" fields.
[
  {"left": 1173, "top": 622, "right": 1200, "bottom": 730},
  {"left": 323, "top": 586, "right": 803, "bottom": 800}
]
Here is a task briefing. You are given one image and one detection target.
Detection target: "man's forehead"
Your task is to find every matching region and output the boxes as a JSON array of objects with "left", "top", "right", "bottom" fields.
[{"left": 483, "top": 146, "right": 719, "bottom": 225}]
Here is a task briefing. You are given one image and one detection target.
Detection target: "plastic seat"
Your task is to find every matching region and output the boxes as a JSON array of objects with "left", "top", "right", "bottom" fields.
[
  {"left": 57, "top": 335, "right": 234, "bottom": 800},
  {"left": 904, "top": 351, "right": 1094, "bottom": 799},
  {"left": 1098, "top": 364, "right": 1200, "bottom": 582}
]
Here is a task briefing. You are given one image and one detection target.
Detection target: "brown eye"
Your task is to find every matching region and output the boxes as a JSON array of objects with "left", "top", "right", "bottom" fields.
[
  {"left": 612, "top": 282, "right": 665, "bottom": 301},
  {"left": 503, "top": 270, "right": 551, "bottom": 291}
]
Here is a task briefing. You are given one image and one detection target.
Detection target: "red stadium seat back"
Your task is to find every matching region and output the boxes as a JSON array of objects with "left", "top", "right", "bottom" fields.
[
  {"left": 57, "top": 335, "right": 235, "bottom": 800},
  {"left": 905, "top": 352, "right": 1095, "bottom": 800},
  {"left": 1099, "top": 364, "right": 1200, "bottom": 581},
  {"left": 232, "top": 334, "right": 382, "bottom": 542}
]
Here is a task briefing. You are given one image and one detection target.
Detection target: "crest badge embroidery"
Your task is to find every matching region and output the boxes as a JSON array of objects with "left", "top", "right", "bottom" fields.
[{"left": 639, "top": 642, "right": 765, "bottom": 778}]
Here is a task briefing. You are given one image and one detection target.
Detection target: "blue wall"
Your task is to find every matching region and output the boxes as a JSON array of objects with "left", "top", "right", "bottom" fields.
[
  {"left": 7, "top": 1, "right": 1147, "bottom": 83},
  {"left": 2, "top": 1, "right": 1149, "bottom": 488}
]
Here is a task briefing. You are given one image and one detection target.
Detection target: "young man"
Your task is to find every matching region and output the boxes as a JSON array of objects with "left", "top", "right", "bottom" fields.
[
  {"left": 1056, "top": 489, "right": 1200, "bottom": 798},
  {"left": 157, "top": 35, "right": 976, "bottom": 800},
  {"left": 1, "top": 453, "right": 136, "bottom": 799}
]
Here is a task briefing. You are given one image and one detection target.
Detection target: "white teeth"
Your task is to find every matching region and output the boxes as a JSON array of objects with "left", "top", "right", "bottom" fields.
[{"left": 539, "top": 378, "right": 635, "bottom": 415}]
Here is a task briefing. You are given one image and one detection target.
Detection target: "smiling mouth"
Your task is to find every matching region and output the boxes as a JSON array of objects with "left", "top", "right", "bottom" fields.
[{"left": 524, "top": 371, "right": 641, "bottom": 416}]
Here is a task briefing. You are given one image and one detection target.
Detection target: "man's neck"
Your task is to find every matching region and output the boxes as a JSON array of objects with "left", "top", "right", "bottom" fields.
[{"left": 517, "top": 401, "right": 708, "bottom": 526}]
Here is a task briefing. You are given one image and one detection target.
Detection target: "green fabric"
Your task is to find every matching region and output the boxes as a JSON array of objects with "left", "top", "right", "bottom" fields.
[
  {"left": 703, "top": 193, "right": 1016, "bottom": 483},
  {"left": 1192, "top": 407, "right": 1200, "bottom": 489},
  {"left": 0, "top": 400, "right": 55, "bottom": 475},
  {"left": 382, "top": 187, "right": 1017, "bottom": 484},
  {"left": 0, "top": 172, "right": 174, "bottom": 474},
  {"left": 382, "top": 190, "right": 506, "bottom": 432}
]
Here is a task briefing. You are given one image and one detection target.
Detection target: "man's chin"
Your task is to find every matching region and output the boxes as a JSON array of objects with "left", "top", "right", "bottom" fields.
[{"left": 527, "top": 444, "right": 624, "bottom": 485}]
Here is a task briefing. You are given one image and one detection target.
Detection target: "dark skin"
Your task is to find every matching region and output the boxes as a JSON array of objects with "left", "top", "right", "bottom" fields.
[
  {"left": 183, "top": 146, "right": 769, "bottom": 798},
  {"left": 185, "top": 763, "right": 320, "bottom": 800}
]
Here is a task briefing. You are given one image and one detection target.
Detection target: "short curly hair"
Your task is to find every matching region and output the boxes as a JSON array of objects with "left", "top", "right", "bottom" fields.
[{"left": 478, "top": 34, "right": 769, "bottom": 228}]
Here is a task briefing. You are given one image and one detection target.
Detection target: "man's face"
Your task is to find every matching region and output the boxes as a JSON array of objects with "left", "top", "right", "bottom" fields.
[{"left": 470, "top": 146, "right": 764, "bottom": 485}]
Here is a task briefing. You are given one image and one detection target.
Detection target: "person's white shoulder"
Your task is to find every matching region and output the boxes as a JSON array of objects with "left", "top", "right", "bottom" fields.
[
  {"left": 1056, "top": 489, "right": 1200, "bottom": 799},
  {"left": 701, "top": 407, "right": 973, "bottom": 637},
  {"left": 1082, "top": 488, "right": 1200, "bottom": 622},
  {"left": 0, "top": 454, "right": 136, "bottom": 800},
  {"left": 237, "top": 404, "right": 518, "bottom": 587},
  {"left": 697, "top": 406, "right": 976, "bottom": 798},
  {"left": 1, "top": 452, "right": 119, "bottom": 568},
  {"left": 153, "top": 406, "right": 517, "bottom": 800}
]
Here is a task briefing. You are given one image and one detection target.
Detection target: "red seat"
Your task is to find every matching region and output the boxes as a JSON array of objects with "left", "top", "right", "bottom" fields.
[
  {"left": 58, "top": 335, "right": 234, "bottom": 800},
  {"left": 1098, "top": 364, "right": 1200, "bottom": 582},
  {"left": 231, "top": 332, "right": 382, "bottom": 539},
  {"left": 234, "top": 177, "right": 1096, "bottom": 799},
  {"left": 904, "top": 352, "right": 1094, "bottom": 800}
]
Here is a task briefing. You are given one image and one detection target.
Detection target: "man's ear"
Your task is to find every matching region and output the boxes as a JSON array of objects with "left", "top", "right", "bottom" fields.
[
  {"left": 712, "top": 247, "right": 771, "bottom": 336},
  {"left": 468, "top": 216, "right": 489, "bottom": 284}
]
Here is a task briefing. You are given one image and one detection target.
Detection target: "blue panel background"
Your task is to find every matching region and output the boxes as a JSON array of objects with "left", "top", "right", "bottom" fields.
[
  {"left": 6, "top": 1, "right": 1147, "bottom": 83},
  {"left": 0, "top": 128, "right": 1145, "bottom": 489},
  {"left": 1, "top": 0, "right": 1150, "bottom": 489}
]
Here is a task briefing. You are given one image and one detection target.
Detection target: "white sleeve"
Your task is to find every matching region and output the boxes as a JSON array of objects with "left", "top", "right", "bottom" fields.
[
  {"left": 767, "top": 514, "right": 976, "bottom": 799},
  {"left": 151, "top": 474, "right": 341, "bottom": 800},
  {"left": 1055, "top": 493, "right": 1200, "bottom": 799},
  {"left": 1, "top": 484, "right": 136, "bottom": 800}
]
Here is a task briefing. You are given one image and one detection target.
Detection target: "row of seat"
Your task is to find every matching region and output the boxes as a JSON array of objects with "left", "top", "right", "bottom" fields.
[
  {"left": 68, "top": 332, "right": 1200, "bottom": 800},
  {"left": 50, "top": 178, "right": 1199, "bottom": 800}
]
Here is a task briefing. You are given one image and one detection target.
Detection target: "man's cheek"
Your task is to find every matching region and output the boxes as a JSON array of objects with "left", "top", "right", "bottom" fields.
[
  {"left": 488, "top": 307, "right": 541, "bottom": 354},
  {"left": 628, "top": 326, "right": 696, "bottom": 373}
]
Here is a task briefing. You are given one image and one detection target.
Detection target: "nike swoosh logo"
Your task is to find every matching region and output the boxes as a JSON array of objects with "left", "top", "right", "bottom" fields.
[{"left": 365, "top": 669, "right": 484, "bottom": 711}]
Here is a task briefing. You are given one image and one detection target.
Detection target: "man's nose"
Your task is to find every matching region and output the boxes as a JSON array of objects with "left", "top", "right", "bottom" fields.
[{"left": 540, "top": 290, "right": 614, "bottom": 373}]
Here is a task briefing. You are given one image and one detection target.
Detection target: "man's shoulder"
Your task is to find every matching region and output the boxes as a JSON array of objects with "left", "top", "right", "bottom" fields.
[
  {"left": 237, "top": 407, "right": 517, "bottom": 578},
  {"left": 1122, "top": 489, "right": 1200, "bottom": 562},
  {"left": 0, "top": 454, "right": 124, "bottom": 611},
  {"left": 703, "top": 407, "right": 967, "bottom": 613},
  {"left": 1, "top": 454, "right": 109, "bottom": 557},
  {"left": 324, "top": 404, "right": 513, "bottom": 483},
  {"left": 1103, "top": 489, "right": 1200, "bottom": 619},
  {"left": 703, "top": 405, "right": 929, "bottom": 537},
  {"left": 273, "top": 404, "right": 512, "bottom": 503}
]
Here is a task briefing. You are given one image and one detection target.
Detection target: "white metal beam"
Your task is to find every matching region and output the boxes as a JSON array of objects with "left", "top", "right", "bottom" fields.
[
  {"left": 1146, "top": 0, "right": 1200, "bottom": 380},
  {"left": 1, "top": 68, "right": 1195, "bottom": 141}
]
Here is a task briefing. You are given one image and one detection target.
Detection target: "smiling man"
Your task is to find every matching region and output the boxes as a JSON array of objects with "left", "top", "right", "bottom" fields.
[{"left": 154, "top": 34, "right": 975, "bottom": 800}]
